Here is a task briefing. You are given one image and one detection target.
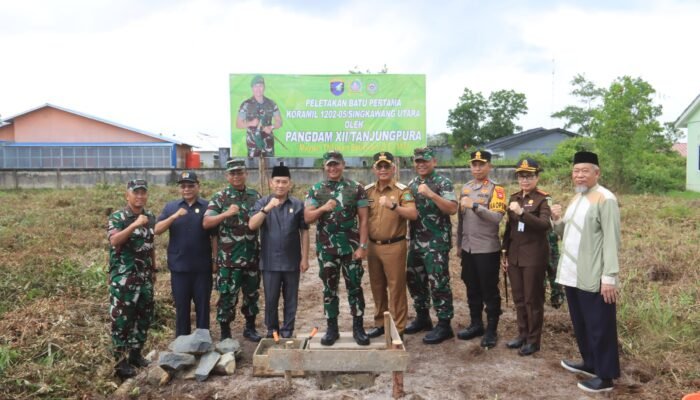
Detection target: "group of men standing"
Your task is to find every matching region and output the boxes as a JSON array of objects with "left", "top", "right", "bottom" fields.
[{"left": 107, "top": 148, "right": 621, "bottom": 393}]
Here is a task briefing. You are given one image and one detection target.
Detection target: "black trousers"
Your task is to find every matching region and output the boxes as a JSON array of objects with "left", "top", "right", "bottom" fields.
[
  {"left": 262, "top": 270, "right": 300, "bottom": 336},
  {"left": 565, "top": 286, "right": 621, "bottom": 380},
  {"left": 461, "top": 251, "right": 502, "bottom": 321},
  {"left": 171, "top": 271, "right": 212, "bottom": 337}
]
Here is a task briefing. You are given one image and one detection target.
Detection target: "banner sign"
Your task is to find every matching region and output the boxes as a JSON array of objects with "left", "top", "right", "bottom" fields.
[{"left": 229, "top": 74, "right": 426, "bottom": 158}]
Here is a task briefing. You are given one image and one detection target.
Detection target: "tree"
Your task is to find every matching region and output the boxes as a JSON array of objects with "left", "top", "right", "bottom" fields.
[
  {"left": 349, "top": 64, "right": 388, "bottom": 74},
  {"left": 551, "top": 74, "right": 604, "bottom": 136},
  {"left": 553, "top": 74, "right": 684, "bottom": 193},
  {"left": 447, "top": 88, "right": 527, "bottom": 154}
]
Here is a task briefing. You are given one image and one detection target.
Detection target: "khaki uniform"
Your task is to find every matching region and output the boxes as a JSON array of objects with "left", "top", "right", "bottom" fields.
[
  {"left": 502, "top": 188, "right": 552, "bottom": 346},
  {"left": 365, "top": 180, "right": 415, "bottom": 332},
  {"left": 456, "top": 178, "right": 506, "bottom": 322}
]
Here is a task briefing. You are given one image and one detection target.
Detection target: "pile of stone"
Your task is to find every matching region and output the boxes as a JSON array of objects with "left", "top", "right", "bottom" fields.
[{"left": 151, "top": 329, "right": 242, "bottom": 384}]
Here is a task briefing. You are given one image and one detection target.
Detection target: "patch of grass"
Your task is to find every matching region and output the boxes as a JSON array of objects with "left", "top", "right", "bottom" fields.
[
  {"left": 0, "top": 346, "right": 19, "bottom": 376},
  {"left": 665, "top": 190, "right": 700, "bottom": 199}
]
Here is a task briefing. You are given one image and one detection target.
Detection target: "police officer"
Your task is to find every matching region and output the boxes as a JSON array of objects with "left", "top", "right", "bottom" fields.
[
  {"left": 203, "top": 159, "right": 263, "bottom": 342},
  {"left": 501, "top": 158, "right": 552, "bottom": 356},
  {"left": 107, "top": 179, "right": 156, "bottom": 379},
  {"left": 304, "top": 150, "right": 370, "bottom": 346},
  {"left": 456, "top": 150, "right": 506, "bottom": 349},
  {"left": 155, "top": 171, "right": 214, "bottom": 337},
  {"left": 365, "top": 152, "right": 417, "bottom": 337},
  {"left": 236, "top": 75, "right": 283, "bottom": 157},
  {"left": 405, "top": 147, "right": 458, "bottom": 344}
]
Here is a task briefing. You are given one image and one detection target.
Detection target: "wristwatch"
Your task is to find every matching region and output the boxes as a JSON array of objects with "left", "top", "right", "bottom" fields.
[
  {"left": 390, "top": 202, "right": 398, "bottom": 211},
  {"left": 360, "top": 243, "right": 368, "bottom": 250},
  {"left": 472, "top": 203, "right": 479, "bottom": 211}
]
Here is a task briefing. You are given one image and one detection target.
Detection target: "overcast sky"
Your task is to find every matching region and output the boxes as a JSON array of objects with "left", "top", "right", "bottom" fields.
[{"left": 0, "top": 0, "right": 697, "bottom": 148}]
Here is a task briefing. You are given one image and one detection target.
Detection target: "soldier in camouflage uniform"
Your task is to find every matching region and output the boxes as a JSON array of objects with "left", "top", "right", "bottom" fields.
[
  {"left": 546, "top": 230, "right": 565, "bottom": 308},
  {"left": 304, "top": 151, "right": 370, "bottom": 346},
  {"left": 405, "top": 147, "right": 458, "bottom": 344},
  {"left": 236, "top": 75, "right": 283, "bottom": 157},
  {"left": 107, "top": 179, "right": 156, "bottom": 379},
  {"left": 203, "top": 159, "right": 263, "bottom": 342}
]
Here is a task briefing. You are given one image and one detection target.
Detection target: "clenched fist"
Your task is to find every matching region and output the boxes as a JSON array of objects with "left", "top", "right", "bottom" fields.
[
  {"left": 134, "top": 214, "right": 149, "bottom": 227},
  {"left": 509, "top": 201, "right": 523, "bottom": 216},
  {"left": 323, "top": 199, "right": 337, "bottom": 213},
  {"left": 175, "top": 208, "right": 188, "bottom": 217},
  {"left": 417, "top": 184, "right": 434, "bottom": 199},
  {"left": 226, "top": 204, "right": 240, "bottom": 216},
  {"left": 551, "top": 204, "right": 563, "bottom": 222}
]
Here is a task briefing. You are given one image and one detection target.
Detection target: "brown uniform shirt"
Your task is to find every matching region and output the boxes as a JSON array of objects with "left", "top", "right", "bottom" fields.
[
  {"left": 365, "top": 180, "right": 416, "bottom": 242},
  {"left": 502, "top": 188, "right": 552, "bottom": 268}
]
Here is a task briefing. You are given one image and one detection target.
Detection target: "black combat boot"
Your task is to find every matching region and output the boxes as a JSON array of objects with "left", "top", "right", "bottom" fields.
[
  {"left": 220, "top": 322, "right": 232, "bottom": 340},
  {"left": 480, "top": 317, "right": 499, "bottom": 349},
  {"left": 457, "top": 315, "right": 484, "bottom": 340},
  {"left": 114, "top": 357, "right": 136, "bottom": 380},
  {"left": 243, "top": 316, "right": 262, "bottom": 342},
  {"left": 321, "top": 318, "right": 340, "bottom": 346},
  {"left": 422, "top": 318, "right": 454, "bottom": 344},
  {"left": 128, "top": 348, "right": 150, "bottom": 368},
  {"left": 352, "top": 316, "right": 370, "bottom": 346},
  {"left": 404, "top": 309, "right": 433, "bottom": 334}
]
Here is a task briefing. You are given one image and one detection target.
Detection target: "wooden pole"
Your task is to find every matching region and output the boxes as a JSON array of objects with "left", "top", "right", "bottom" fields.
[
  {"left": 392, "top": 343, "right": 405, "bottom": 399},
  {"left": 258, "top": 155, "right": 267, "bottom": 194},
  {"left": 284, "top": 340, "right": 294, "bottom": 385}
]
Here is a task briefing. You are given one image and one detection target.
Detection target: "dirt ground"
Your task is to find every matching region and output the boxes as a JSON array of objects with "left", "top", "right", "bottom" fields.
[{"left": 126, "top": 226, "right": 654, "bottom": 400}]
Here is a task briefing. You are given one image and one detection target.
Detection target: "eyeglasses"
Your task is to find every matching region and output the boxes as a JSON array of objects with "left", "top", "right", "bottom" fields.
[
  {"left": 517, "top": 175, "right": 537, "bottom": 181},
  {"left": 180, "top": 183, "right": 196, "bottom": 189}
]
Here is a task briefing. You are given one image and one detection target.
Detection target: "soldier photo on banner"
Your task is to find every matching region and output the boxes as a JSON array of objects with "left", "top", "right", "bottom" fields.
[{"left": 236, "top": 75, "right": 283, "bottom": 157}]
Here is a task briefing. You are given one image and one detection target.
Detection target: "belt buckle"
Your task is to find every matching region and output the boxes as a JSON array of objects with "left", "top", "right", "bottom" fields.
[{"left": 375, "top": 239, "right": 382, "bottom": 245}]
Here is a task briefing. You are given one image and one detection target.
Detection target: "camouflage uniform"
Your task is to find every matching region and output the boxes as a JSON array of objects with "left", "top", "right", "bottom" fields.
[
  {"left": 238, "top": 96, "right": 280, "bottom": 157},
  {"left": 306, "top": 178, "right": 369, "bottom": 318},
  {"left": 207, "top": 185, "right": 262, "bottom": 323},
  {"left": 546, "top": 230, "right": 565, "bottom": 308},
  {"left": 407, "top": 171, "right": 456, "bottom": 320},
  {"left": 107, "top": 207, "right": 156, "bottom": 357}
]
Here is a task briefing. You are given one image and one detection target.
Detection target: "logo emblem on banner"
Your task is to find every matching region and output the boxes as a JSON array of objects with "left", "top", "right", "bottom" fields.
[
  {"left": 330, "top": 81, "right": 345, "bottom": 96},
  {"left": 350, "top": 79, "right": 362, "bottom": 92},
  {"left": 367, "top": 80, "right": 378, "bottom": 95}
]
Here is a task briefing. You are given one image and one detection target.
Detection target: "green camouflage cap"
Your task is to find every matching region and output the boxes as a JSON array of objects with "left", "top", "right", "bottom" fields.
[
  {"left": 251, "top": 75, "right": 265, "bottom": 87},
  {"left": 323, "top": 150, "right": 344, "bottom": 165},
  {"left": 226, "top": 159, "right": 246, "bottom": 172},
  {"left": 127, "top": 179, "right": 148, "bottom": 191},
  {"left": 413, "top": 147, "right": 434, "bottom": 161}
]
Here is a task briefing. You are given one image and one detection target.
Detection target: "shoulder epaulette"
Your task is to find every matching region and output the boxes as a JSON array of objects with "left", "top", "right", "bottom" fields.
[
  {"left": 364, "top": 182, "right": 376, "bottom": 190},
  {"left": 536, "top": 188, "right": 550, "bottom": 196},
  {"left": 395, "top": 182, "right": 407, "bottom": 190}
]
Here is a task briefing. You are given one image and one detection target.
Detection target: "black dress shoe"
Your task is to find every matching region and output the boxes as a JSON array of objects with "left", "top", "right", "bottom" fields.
[
  {"left": 367, "top": 326, "right": 385, "bottom": 338},
  {"left": 577, "top": 377, "right": 613, "bottom": 393},
  {"left": 518, "top": 343, "right": 540, "bottom": 356},
  {"left": 456, "top": 323, "right": 484, "bottom": 340},
  {"left": 560, "top": 359, "right": 595, "bottom": 377},
  {"left": 506, "top": 337, "right": 525, "bottom": 349}
]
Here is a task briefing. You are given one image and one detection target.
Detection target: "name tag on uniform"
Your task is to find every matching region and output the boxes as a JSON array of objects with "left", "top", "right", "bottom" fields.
[{"left": 517, "top": 221, "right": 525, "bottom": 232}]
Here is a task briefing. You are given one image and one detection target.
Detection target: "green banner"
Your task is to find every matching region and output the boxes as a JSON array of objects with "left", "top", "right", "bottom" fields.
[{"left": 230, "top": 74, "right": 426, "bottom": 158}]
